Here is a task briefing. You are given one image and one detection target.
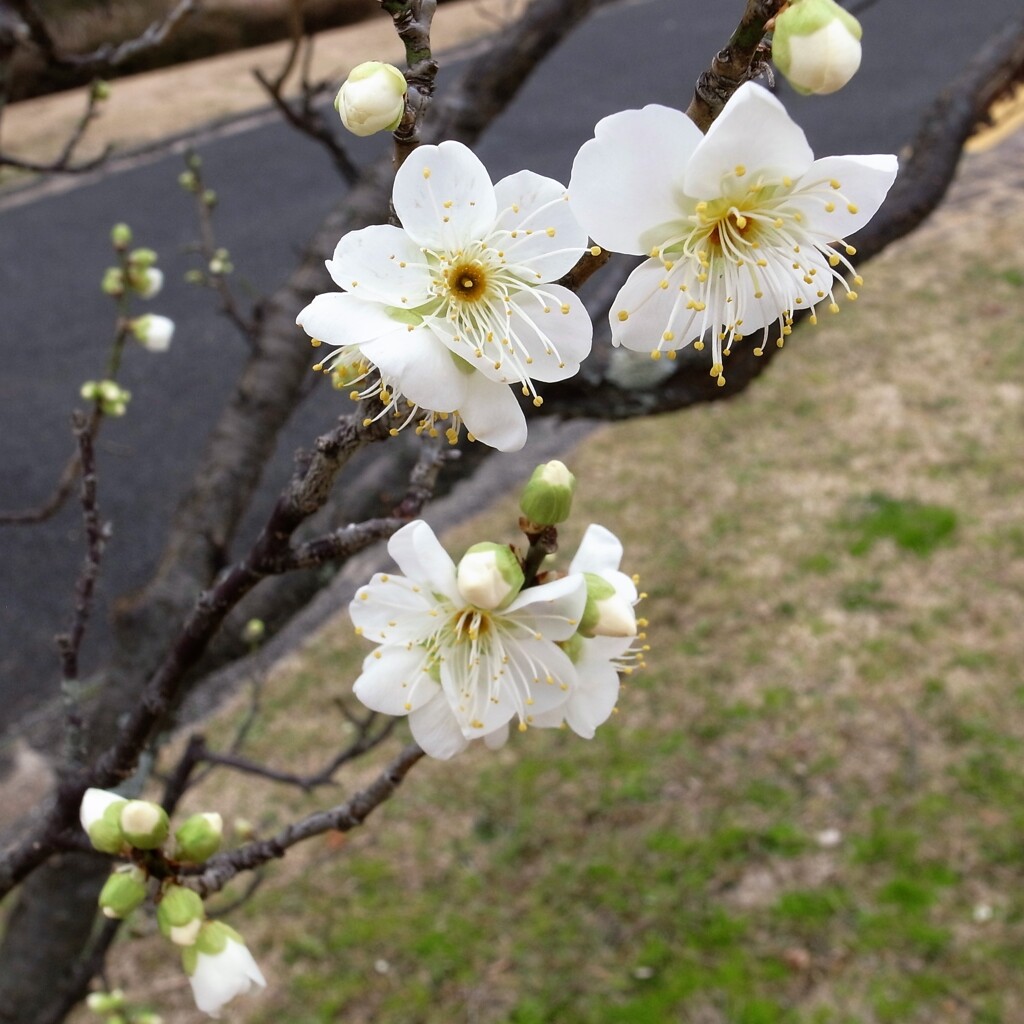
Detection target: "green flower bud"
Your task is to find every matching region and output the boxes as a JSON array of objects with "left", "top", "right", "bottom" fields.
[
  {"left": 85, "top": 989, "right": 125, "bottom": 1014},
  {"left": 578, "top": 572, "right": 638, "bottom": 638},
  {"left": 335, "top": 61, "right": 408, "bottom": 137},
  {"left": 101, "top": 267, "right": 124, "bottom": 296},
  {"left": 157, "top": 884, "right": 205, "bottom": 947},
  {"left": 130, "top": 314, "right": 175, "bottom": 352},
  {"left": 110, "top": 223, "right": 132, "bottom": 249},
  {"left": 119, "top": 799, "right": 169, "bottom": 850},
  {"left": 456, "top": 543, "right": 525, "bottom": 610},
  {"left": 91, "top": 79, "right": 111, "bottom": 101},
  {"left": 98, "top": 865, "right": 148, "bottom": 919},
  {"left": 242, "top": 618, "right": 265, "bottom": 644},
  {"left": 80, "top": 788, "right": 129, "bottom": 855},
  {"left": 519, "top": 460, "right": 577, "bottom": 526},
  {"left": 174, "top": 812, "right": 224, "bottom": 863},
  {"left": 202, "top": 189, "right": 217, "bottom": 207},
  {"left": 128, "top": 247, "right": 158, "bottom": 269},
  {"left": 178, "top": 170, "right": 198, "bottom": 192},
  {"left": 772, "top": 0, "right": 862, "bottom": 96}
]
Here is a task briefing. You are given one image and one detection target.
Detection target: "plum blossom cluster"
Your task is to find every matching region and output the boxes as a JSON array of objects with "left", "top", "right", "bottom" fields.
[
  {"left": 349, "top": 461, "right": 648, "bottom": 758},
  {"left": 304, "top": 80, "right": 895, "bottom": 438},
  {"left": 79, "top": 790, "right": 265, "bottom": 1019}
]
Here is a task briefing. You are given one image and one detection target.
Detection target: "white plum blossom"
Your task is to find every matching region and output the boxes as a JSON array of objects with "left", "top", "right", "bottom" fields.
[
  {"left": 569, "top": 83, "right": 897, "bottom": 385},
  {"left": 533, "top": 525, "right": 646, "bottom": 738},
  {"left": 349, "top": 520, "right": 587, "bottom": 759},
  {"left": 297, "top": 141, "right": 592, "bottom": 451},
  {"left": 184, "top": 922, "right": 266, "bottom": 1019}
]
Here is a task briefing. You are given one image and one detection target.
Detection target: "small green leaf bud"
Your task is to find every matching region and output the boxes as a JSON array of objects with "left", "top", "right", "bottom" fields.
[
  {"left": 178, "top": 170, "right": 198, "bottom": 192},
  {"left": 335, "top": 61, "right": 408, "bottom": 137},
  {"left": 174, "top": 812, "right": 224, "bottom": 863},
  {"left": 91, "top": 79, "right": 111, "bottom": 101},
  {"left": 80, "top": 788, "right": 128, "bottom": 855},
  {"left": 98, "top": 865, "right": 148, "bottom": 919},
  {"left": 456, "top": 543, "right": 525, "bottom": 610},
  {"left": 519, "top": 460, "right": 577, "bottom": 526},
  {"left": 202, "top": 189, "right": 217, "bottom": 207},
  {"left": 119, "top": 799, "right": 169, "bottom": 850},
  {"left": 157, "top": 884, "right": 205, "bottom": 947},
  {"left": 101, "top": 267, "right": 125, "bottom": 297},
  {"left": 184, "top": 269, "right": 206, "bottom": 285},
  {"left": 578, "top": 572, "right": 638, "bottom": 638},
  {"left": 110, "top": 223, "right": 132, "bottom": 250},
  {"left": 233, "top": 817, "right": 256, "bottom": 841},
  {"left": 772, "top": 0, "right": 862, "bottom": 95}
]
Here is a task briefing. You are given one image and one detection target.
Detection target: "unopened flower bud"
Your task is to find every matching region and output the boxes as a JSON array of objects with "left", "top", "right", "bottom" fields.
[
  {"left": 242, "top": 618, "right": 265, "bottom": 644},
  {"left": 91, "top": 79, "right": 111, "bottom": 101},
  {"left": 131, "top": 314, "right": 175, "bottom": 352},
  {"left": 110, "top": 223, "right": 132, "bottom": 250},
  {"left": 86, "top": 989, "right": 125, "bottom": 1014},
  {"left": 182, "top": 921, "right": 266, "bottom": 1017},
  {"left": 119, "top": 799, "right": 169, "bottom": 850},
  {"left": 158, "top": 884, "right": 205, "bottom": 947},
  {"left": 233, "top": 817, "right": 256, "bottom": 841},
  {"left": 178, "top": 170, "right": 199, "bottom": 192},
  {"left": 202, "top": 189, "right": 217, "bottom": 207},
  {"left": 175, "top": 812, "right": 224, "bottom": 862},
  {"left": 98, "top": 865, "right": 148, "bottom": 919},
  {"left": 578, "top": 572, "right": 637, "bottom": 638},
  {"left": 80, "top": 788, "right": 128, "bottom": 855},
  {"left": 335, "top": 61, "right": 408, "bottom": 137},
  {"left": 101, "top": 267, "right": 125, "bottom": 297},
  {"left": 772, "top": 0, "right": 862, "bottom": 95},
  {"left": 132, "top": 266, "right": 164, "bottom": 299},
  {"left": 519, "top": 460, "right": 576, "bottom": 526},
  {"left": 457, "top": 543, "right": 524, "bottom": 610},
  {"left": 128, "top": 247, "right": 158, "bottom": 269}
]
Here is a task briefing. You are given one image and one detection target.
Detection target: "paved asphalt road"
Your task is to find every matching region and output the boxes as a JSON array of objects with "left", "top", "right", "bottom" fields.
[{"left": 0, "top": 0, "right": 1019, "bottom": 733}]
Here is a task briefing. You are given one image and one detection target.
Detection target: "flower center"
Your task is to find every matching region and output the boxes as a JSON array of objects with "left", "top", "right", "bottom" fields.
[{"left": 446, "top": 261, "right": 489, "bottom": 304}]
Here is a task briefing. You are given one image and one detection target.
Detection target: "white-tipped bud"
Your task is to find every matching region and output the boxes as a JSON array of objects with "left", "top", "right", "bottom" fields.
[
  {"left": 119, "top": 799, "right": 169, "bottom": 850},
  {"left": 456, "top": 543, "right": 525, "bottom": 610},
  {"left": 578, "top": 572, "right": 637, "bottom": 638},
  {"left": 519, "top": 460, "right": 577, "bottom": 526},
  {"left": 183, "top": 922, "right": 267, "bottom": 1018},
  {"left": 131, "top": 314, "right": 175, "bottom": 352},
  {"left": 174, "top": 812, "right": 224, "bottom": 863},
  {"left": 158, "top": 884, "right": 206, "bottom": 947},
  {"left": 772, "top": 0, "right": 862, "bottom": 95},
  {"left": 80, "top": 788, "right": 128, "bottom": 855},
  {"left": 335, "top": 61, "right": 408, "bottom": 137},
  {"left": 132, "top": 266, "right": 164, "bottom": 299},
  {"left": 98, "top": 865, "right": 148, "bottom": 919}
]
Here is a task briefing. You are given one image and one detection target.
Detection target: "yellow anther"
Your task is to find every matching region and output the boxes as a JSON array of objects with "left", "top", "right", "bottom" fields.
[
  {"left": 693, "top": 340, "right": 705, "bottom": 351},
  {"left": 443, "top": 200, "right": 453, "bottom": 209},
  {"left": 659, "top": 279, "right": 669, "bottom": 290},
  {"left": 546, "top": 227, "right": 556, "bottom": 237},
  {"left": 830, "top": 178, "right": 841, "bottom": 189},
  {"left": 663, "top": 330, "right": 675, "bottom": 342},
  {"left": 825, "top": 201, "right": 836, "bottom": 213},
  {"left": 667, "top": 349, "right": 677, "bottom": 360},
  {"left": 829, "top": 254, "right": 841, "bottom": 267},
  {"left": 590, "top": 245, "right": 602, "bottom": 256},
  {"left": 847, "top": 203, "right": 858, "bottom": 215},
  {"left": 533, "top": 396, "right": 543, "bottom": 407},
  {"left": 310, "top": 338, "right": 322, "bottom": 348},
  {"left": 734, "top": 164, "right": 746, "bottom": 176},
  {"left": 560, "top": 303, "right": 570, "bottom": 314},
  {"left": 846, "top": 291, "right": 858, "bottom": 301},
  {"left": 422, "top": 167, "right": 431, "bottom": 178},
  {"left": 617, "top": 310, "right": 629, "bottom": 322},
  {"left": 650, "top": 349, "right": 661, "bottom": 361},
  {"left": 854, "top": 275, "right": 864, "bottom": 285},
  {"left": 829, "top": 302, "right": 840, "bottom": 314},
  {"left": 845, "top": 244, "right": 857, "bottom": 255}
]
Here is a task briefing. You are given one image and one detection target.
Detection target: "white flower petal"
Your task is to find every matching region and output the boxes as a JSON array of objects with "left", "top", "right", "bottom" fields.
[
  {"left": 326, "top": 224, "right": 432, "bottom": 305},
  {"left": 504, "top": 285, "right": 593, "bottom": 383},
  {"left": 353, "top": 644, "right": 439, "bottom": 715},
  {"left": 297, "top": 292, "right": 414, "bottom": 349},
  {"left": 349, "top": 572, "right": 440, "bottom": 644},
  {"left": 442, "top": 641, "right": 517, "bottom": 736},
  {"left": 409, "top": 691, "right": 471, "bottom": 759},
  {"left": 563, "top": 638, "right": 626, "bottom": 738},
  {"left": 361, "top": 325, "right": 469, "bottom": 413},
  {"left": 483, "top": 723, "right": 510, "bottom": 750},
  {"left": 608, "top": 258, "right": 701, "bottom": 353},
  {"left": 189, "top": 939, "right": 266, "bottom": 1019},
  {"left": 385, "top": 521, "right": 461, "bottom": 602},
  {"left": 569, "top": 104, "right": 699, "bottom": 255},
  {"left": 393, "top": 141, "right": 497, "bottom": 250},
  {"left": 491, "top": 170, "right": 588, "bottom": 282},
  {"left": 684, "top": 82, "right": 814, "bottom": 197},
  {"left": 505, "top": 574, "right": 587, "bottom": 640},
  {"left": 508, "top": 637, "right": 578, "bottom": 717},
  {"left": 791, "top": 153, "right": 898, "bottom": 239},
  {"left": 569, "top": 524, "right": 624, "bottom": 576},
  {"left": 457, "top": 374, "right": 528, "bottom": 452}
]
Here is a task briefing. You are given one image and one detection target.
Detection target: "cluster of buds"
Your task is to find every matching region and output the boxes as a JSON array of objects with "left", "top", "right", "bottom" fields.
[
  {"left": 86, "top": 987, "right": 162, "bottom": 1024},
  {"left": 80, "top": 790, "right": 265, "bottom": 1018},
  {"left": 81, "top": 379, "right": 131, "bottom": 416},
  {"left": 334, "top": 60, "right": 408, "bottom": 136},
  {"left": 771, "top": 0, "right": 863, "bottom": 95}
]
